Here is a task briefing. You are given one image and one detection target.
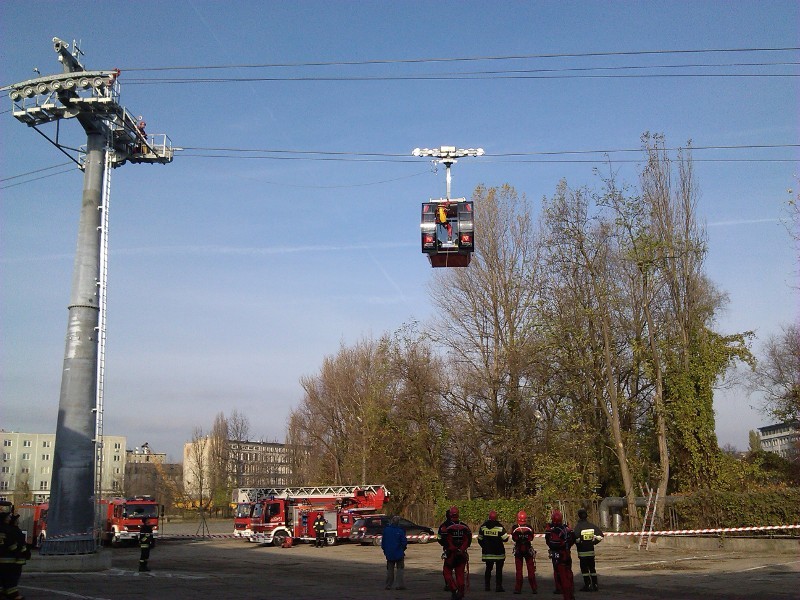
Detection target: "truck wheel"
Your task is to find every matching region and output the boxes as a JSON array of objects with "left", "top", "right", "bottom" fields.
[
  {"left": 326, "top": 535, "right": 336, "bottom": 547},
  {"left": 272, "top": 532, "right": 286, "bottom": 547}
]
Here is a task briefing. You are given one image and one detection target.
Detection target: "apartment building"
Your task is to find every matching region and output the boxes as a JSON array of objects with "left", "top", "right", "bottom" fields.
[{"left": 0, "top": 431, "right": 127, "bottom": 504}]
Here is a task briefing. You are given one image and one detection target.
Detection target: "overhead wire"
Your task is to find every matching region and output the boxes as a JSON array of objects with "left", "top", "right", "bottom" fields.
[{"left": 120, "top": 46, "right": 800, "bottom": 71}]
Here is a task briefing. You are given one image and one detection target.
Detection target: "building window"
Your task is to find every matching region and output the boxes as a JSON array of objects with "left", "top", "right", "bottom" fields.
[
  {"left": 39, "top": 481, "right": 49, "bottom": 490},
  {"left": 114, "top": 442, "right": 121, "bottom": 450},
  {"left": 0, "top": 482, "right": 8, "bottom": 491},
  {"left": 41, "top": 466, "right": 50, "bottom": 474},
  {"left": 23, "top": 440, "right": 32, "bottom": 448},
  {"left": 21, "top": 453, "right": 30, "bottom": 461},
  {"left": 2, "top": 440, "right": 12, "bottom": 447},
  {"left": 113, "top": 455, "right": 120, "bottom": 462},
  {"left": 21, "top": 467, "right": 29, "bottom": 474},
  {"left": 41, "top": 454, "right": 51, "bottom": 461},
  {"left": 1, "top": 453, "right": 9, "bottom": 461},
  {"left": 0, "top": 467, "right": 9, "bottom": 473},
  {"left": 114, "top": 468, "right": 121, "bottom": 474},
  {"left": 42, "top": 441, "right": 52, "bottom": 448}
]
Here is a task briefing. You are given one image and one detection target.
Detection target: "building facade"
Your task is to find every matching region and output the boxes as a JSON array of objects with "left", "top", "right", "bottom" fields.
[
  {"left": 757, "top": 421, "right": 800, "bottom": 459},
  {"left": 0, "top": 431, "right": 126, "bottom": 504},
  {"left": 183, "top": 438, "right": 298, "bottom": 501}
]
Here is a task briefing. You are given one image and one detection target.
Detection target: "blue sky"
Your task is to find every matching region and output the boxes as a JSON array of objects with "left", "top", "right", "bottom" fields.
[{"left": 1, "top": 1, "right": 797, "bottom": 461}]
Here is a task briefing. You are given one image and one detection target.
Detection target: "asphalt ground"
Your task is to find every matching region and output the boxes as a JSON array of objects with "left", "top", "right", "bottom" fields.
[{"left": 15, "top": 520, "right": 799, "bottom": 600}]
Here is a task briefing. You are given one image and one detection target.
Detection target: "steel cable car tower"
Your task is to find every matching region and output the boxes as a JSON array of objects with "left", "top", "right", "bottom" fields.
[
  {"left": 7, "top": 37, "right": 173, "bottom": 554},
  {"left": 412, "top": 146, "right": 483, "bottom": 267}
]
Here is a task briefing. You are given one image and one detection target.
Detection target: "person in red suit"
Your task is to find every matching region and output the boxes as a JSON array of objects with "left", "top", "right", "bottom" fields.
[
  {"left": 511, "top": 510, "right": 538, "bottom": 594},
  {"left": 544, "top": 510, "right": 576, "bottom": 600},
  {"left": 440, "top": 506, "right": 472, "bottom": 600}
]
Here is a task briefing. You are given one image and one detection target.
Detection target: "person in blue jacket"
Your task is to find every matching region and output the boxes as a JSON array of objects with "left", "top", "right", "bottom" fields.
[{"left": 381, "top": 515, "right": 408, "bottom": 590}]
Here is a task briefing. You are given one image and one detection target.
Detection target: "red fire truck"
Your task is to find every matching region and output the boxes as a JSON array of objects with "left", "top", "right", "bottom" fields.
[
  {"left": 233, "top": 501, "right": 255, "bottom": 538},
  {"left": 101, "top": 495, "right": 160, "bottom": 546},
  {"left": 233, "top": 484, "right": 389, "bottom": 546},
  {"left": 16, "top": 503, "right": 48, "bottom": 547}
]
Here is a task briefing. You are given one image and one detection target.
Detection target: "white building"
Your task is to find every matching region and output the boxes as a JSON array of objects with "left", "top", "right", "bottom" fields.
[
  {"left": 0, "top": 431, "right": 127, "bottom": 504},
  {"left": 757, "top": 421, "right": 800, "bottom": 459},
  {"left": 183, "top": 438, "right": 297, "bottom": 499}
]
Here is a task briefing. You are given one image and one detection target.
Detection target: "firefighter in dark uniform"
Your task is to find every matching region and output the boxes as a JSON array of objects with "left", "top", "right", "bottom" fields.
[
  {"left": 478, "top": 509, "right": 509, "bottom": 592},
  {"left": 511, "top": 510, "right": 538, "bottom": 594},
  {"left": 573, "top": 508, "right": 603, "bottom": 592},
  {"left": 313, "top": 513, "right": 327, "bottom": 548},
  {"left": 0, "top": 511, "right": 16, "bottom": 599},
  {"left": 440, "top": 506, "right": 472, "bottom": 600},
  {"left": 7, "top": 514, "right": 30, "bottom": 600},
  {"left": 139, "top": 517, "right": 155, "bottom": 572},
  {"left": 544, "top": 510, "right": 576, "bottom": 600}
]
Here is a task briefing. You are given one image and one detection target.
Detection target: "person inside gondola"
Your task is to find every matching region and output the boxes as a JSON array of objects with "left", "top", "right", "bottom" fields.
[{"left": 437, "top": 202, "right": 453, "bottom": 242}]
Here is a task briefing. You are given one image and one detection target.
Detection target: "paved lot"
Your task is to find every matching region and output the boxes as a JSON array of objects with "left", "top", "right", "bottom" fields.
[{"left": 17, "top": 520, "right": 799, "bottom": 600}]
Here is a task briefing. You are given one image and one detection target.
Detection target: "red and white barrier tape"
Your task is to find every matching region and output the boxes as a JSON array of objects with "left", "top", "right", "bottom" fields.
[{"left": 366, "top": 524, "right": 800, "bottom": 542}]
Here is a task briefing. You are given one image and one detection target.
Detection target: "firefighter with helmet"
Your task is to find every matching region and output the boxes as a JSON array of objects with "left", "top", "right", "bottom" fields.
[
  {"left": 139, "top": 517, "right": 155, "bottom": 572},
  {"left": 313, "top": 512, "right": 327, "bottom": 548},
  {"left": 511, "top": 510, "right": 538, "bottom": 594},
  {"left": 544, "top": 510, "right": 576, "bottom": 600},
  {"left": 439, "top": 506, "right": 472, "bottom": 600},
  {"left": 478, "top": 509, "right": 509, "bottom": 592},
  {"left": 574, "top": 508, "right": 603, "bottom": 592}
]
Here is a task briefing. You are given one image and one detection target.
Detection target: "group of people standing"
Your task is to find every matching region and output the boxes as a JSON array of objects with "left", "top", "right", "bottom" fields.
[{"left": 381, "top": 505, "right": 603, "bottom": 600}]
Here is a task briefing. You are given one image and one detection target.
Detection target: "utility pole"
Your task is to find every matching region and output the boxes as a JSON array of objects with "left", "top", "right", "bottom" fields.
[{"left": 7, "top": 37, "right": 173, "bottom": 555}]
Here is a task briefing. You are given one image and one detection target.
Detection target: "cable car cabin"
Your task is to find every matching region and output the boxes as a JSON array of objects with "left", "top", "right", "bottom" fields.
[{"left": 420, "top": 199, "right": 474, "bottom": 267}]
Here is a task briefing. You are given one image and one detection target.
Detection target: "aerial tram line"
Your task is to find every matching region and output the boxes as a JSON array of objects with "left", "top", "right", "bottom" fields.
[{"left": 412, "top": 146, "right": 483, "bottom": 268}]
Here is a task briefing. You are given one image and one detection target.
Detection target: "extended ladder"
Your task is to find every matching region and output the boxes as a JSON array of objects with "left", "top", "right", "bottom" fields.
[{"left": 234, "top": 484, "right": 389, "bottom": 504}]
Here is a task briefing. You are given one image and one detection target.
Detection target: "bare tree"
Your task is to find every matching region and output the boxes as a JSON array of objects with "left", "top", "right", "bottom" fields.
[
  {"left": 227, "top": 409, "right": 250, "bottom": 487},
  {"left": 184, "top": 427, "right": 211, "bottom": 511},
  {"left": 750, "top": 323, "right": 800, "bottom": 422},
  {"left": 430, "top": 184, "right": 545, "bottom": 497}
]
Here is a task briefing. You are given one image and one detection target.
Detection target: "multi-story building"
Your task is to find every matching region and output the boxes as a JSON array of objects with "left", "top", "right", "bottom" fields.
[
  {"left": 757, "top": 421, "right": 800, "bottom": 460},
  {"left": 126, "top": 442, "right": 183, "bottom": 509},
  {"left": 0, "top": 431, "right": 126, "bottom": 504},
  {"left": 183, "top": 438, "right": 299, "bottom": 500}
]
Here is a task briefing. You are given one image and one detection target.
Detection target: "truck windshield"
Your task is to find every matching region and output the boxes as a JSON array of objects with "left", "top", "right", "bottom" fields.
[
  {"left": 124, "top": 504, "right": 158, "bottom": 519},
  {"left": 236, "top": 503, "right": 252, "bottom": 518}
]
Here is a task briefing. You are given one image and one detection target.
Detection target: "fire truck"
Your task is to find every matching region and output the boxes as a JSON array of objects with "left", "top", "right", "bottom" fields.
[
  {"left": 233, "top": 484, "right": 389, "bottom": 546},
  {"left": 16, "top": 502, "right": 48, "bottom": 547},
  {"left": 100, "top": 495, "right": 161, "bottom": 546},
  {"left": 233, "top": 501, "right": 255, "bottom": 538}
]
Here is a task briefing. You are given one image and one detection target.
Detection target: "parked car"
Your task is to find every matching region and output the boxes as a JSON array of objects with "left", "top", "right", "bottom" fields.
[{"left": 349, "top": 515, "right": 435, "bottom": 545}]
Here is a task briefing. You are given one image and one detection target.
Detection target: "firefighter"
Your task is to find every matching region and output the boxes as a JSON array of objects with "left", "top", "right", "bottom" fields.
[
  {"left": 313, "top": 513, "right": 327, "bottom": 548},
  {"left": 511, "top": 510, "right": 538, "bottom": 595},
  {"left": 441, "top": 506, "right": 472, "bottom": 600},
  {"left": 0, "top": 511, "right": 16, "bottom": 599},
  {"left": 437, "top": 202, "right": 453, "bottom": 241},
  {"left": 437, "top": 508, "right": 454, "bottom": 591},
  {"left": 478, "top": 509, "right": 509, "bottom": 592},
  {"left": 7, "top": 514, "right": 29, "bottom": 600},
  {"left": 139, "top": 517, "right": 155, "bottom": 572},
  {"left": 573, "top": 508, "right": 603, "bottom": 592},
  {"left": 544, "top": 510, "right": 576, "bottom": 600}
]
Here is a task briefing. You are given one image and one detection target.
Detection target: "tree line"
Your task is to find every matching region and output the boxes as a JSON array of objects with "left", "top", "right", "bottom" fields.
[{"left": 188, "top": 135, "right": 798, "bottom": 527}]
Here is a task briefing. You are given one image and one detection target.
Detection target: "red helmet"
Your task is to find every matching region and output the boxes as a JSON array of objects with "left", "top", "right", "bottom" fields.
[
  {"left": 516, "top": 510, "right": 527, "bottom": 525},
  {"left": 488, "top": 510, "right": 498, "bottom": 521},
  {"left": 551, "top": 510, "right": 563, "bottom": 525},
  {"left": 449, "top": 505, "right": 459, "bottom": 520}
]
